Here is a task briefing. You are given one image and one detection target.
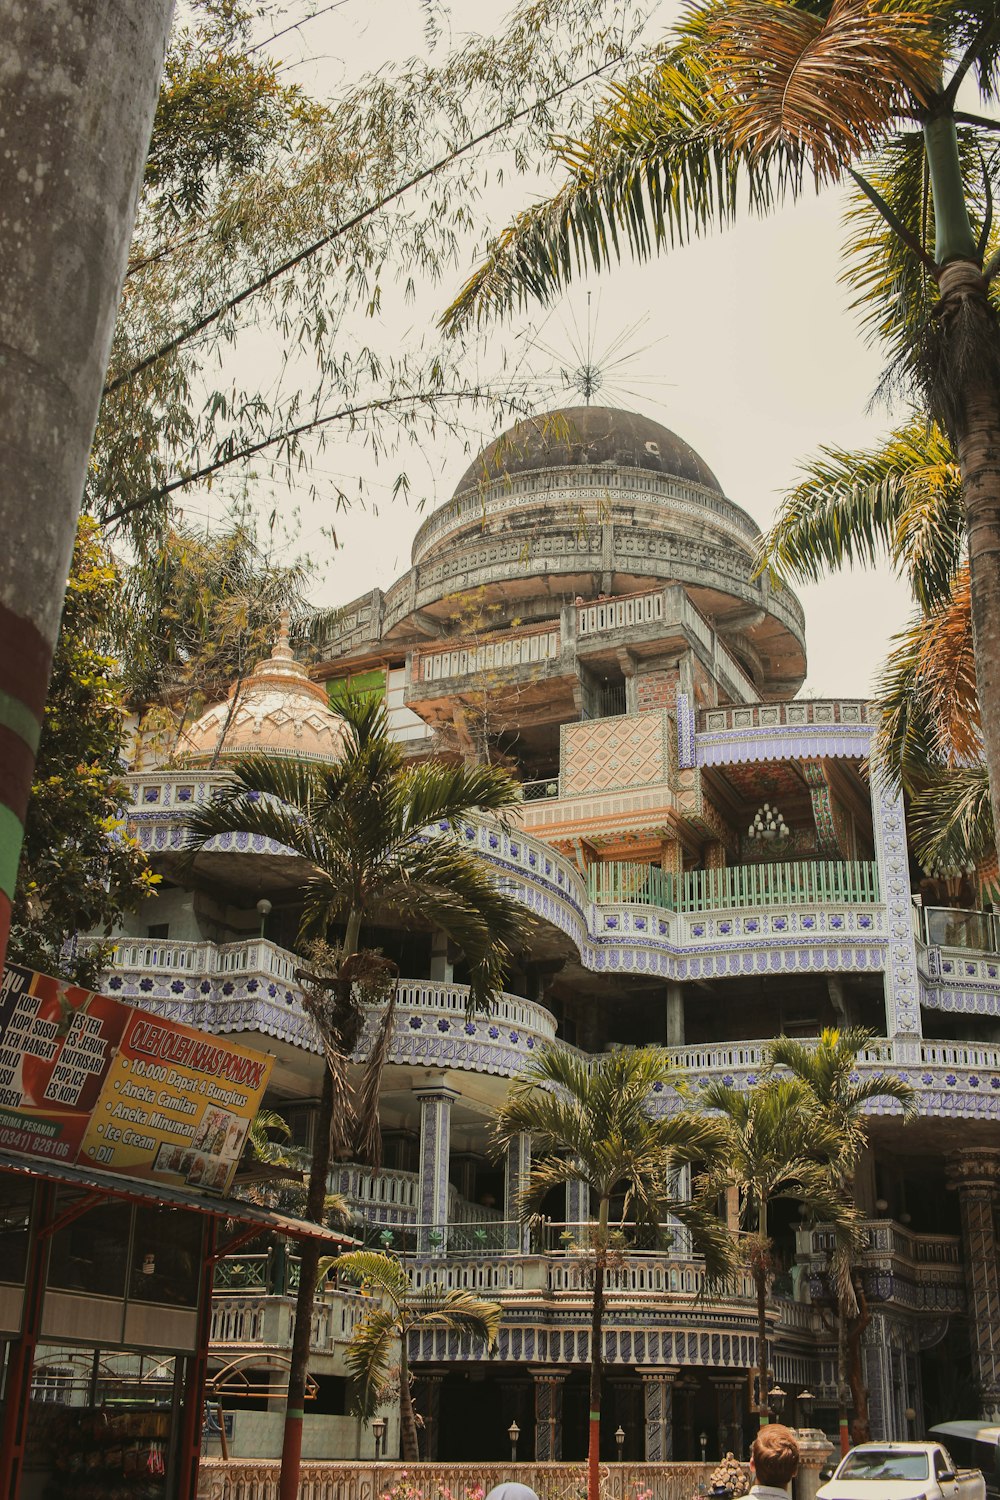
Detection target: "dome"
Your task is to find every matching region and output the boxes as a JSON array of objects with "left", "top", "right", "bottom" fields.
[
  {"left": 453, "top": 405, "right": 723, "bottom": 496},
  {"left": 177, "top": 614, "right": 348, "bottom": 765}
]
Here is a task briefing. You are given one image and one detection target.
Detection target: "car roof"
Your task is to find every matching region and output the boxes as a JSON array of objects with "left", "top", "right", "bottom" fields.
[{"left": 930, "top": 1424, "right": 1000, "bottom": 1443}]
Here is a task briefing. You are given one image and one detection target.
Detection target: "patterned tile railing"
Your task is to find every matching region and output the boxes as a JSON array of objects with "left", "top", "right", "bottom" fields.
[
  {"left": 209, "top": 1287, "right": 367, "bottom": 1350},
  {"left": 701, "top": 700, "right": 873, "bottom": 733}
]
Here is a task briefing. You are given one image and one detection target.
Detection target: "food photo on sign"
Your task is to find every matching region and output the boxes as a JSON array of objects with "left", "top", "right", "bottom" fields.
[{"left": 0, "top": 963, "right": 272, "bottom": 1196}]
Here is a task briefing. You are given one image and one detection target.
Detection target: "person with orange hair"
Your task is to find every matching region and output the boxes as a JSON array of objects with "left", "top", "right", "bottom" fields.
[{"left": 749, "top": 1424, "right": 801, "bottom": 1499}]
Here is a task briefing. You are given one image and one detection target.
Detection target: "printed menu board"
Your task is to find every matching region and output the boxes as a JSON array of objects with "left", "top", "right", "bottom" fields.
[{"left": 0, "top": 964, "right": 273, "bottom": 1196}]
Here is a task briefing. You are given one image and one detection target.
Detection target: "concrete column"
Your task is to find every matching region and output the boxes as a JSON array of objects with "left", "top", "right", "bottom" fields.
[
  {"left": 711, "top": 1376, "right": 744, "bottom": 1460},
  {"left": 505, "top": 1131, "right": 531, "bottom": 1252},
  {"left": 638, "top": 1366, "right": 678, "bottom": 1460},
  {"left": 566, "top": 1178, "right": 590, "bottom": 1242},
  {"left": 666, "top": 982, "right": 685, "bottom": 1047},
  {"left": 947, "top": 1150, "right": 1000, "bottom": 1416},
  {"left": 429, "top": 931, "right": 453, "bottom": 982},
  {"left": 414, "top": 1369, "right": 445, "bottom": 1459},
  {"left": 531, "top": 1367, "right": 570, "bottom": 1459},
  {"left": 863, "top": 1312, "right": 896, "bottom": 1440},
  {"left": 416, "top": 1084, "right": 457, "bottom": 1253},
  {"left": 869, "top": 770, "right": 922, "bottom": 1045},
  {"left": 794, "top": 1430, "right": 835, "bottom": 1500}
]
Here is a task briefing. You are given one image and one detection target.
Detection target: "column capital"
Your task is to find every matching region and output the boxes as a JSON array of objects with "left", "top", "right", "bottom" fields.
[
  {"left": 528, "top": 1366, "right": 571, "bottom": 1381},
  {"left": 636, "top": 1366, "right": 680, "bottom": 1381},
  {"left": 415, "top": 1082, "right": 459, "bottom": 1103},
  {"left": 947, "top": 1149, "right": 1000, "bottom": 1195}
]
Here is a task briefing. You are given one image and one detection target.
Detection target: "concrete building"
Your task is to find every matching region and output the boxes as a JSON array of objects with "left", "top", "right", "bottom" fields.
[{"left": 99, "top": 406, "right": 998, "bottom": 1461}]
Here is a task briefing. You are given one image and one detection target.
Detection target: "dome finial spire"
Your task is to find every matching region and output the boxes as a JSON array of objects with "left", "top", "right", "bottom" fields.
[{"left": 274, "top": 608, "right": 293, "bottom": 660}]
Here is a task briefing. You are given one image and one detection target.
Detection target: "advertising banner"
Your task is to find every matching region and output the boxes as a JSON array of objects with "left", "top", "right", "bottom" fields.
[{"left": 0, "top": 964, "right": 273, "bottom": 1197}]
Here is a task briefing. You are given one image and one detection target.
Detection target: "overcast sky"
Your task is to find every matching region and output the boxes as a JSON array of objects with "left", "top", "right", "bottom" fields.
[{"left": 223, "top": 0, "right": 936, "bottom": 700}]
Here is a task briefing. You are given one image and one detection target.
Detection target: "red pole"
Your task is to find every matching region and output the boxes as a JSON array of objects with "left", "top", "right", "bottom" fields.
[
  {"left": 177, "top": 1217, "right": 217, "bottom": 1500},
  {"left": 0, "top": 1181, "right": 55, "bottom": 1500}
]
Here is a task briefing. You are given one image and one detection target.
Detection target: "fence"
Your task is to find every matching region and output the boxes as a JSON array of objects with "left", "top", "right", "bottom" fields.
[
  {"left": 587, "top": 859, "right": 880, "bottom": 911},
  {"left": 198, "top": 1460, "right": 717, "bottom": 1500}
]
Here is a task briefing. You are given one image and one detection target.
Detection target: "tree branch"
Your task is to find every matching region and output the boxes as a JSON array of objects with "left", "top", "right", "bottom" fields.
[
  {"left": 104, "top": 55, "right": 625, "bottom": 398},
  {"left": 100, "top": 387, "right": 499, "bottom": 526},
  {"left": 942, "top": 19, "right": 1000, "bottom": 109},
  {"left": 848, "top": 168, "right": 937, "bottom": 272}
]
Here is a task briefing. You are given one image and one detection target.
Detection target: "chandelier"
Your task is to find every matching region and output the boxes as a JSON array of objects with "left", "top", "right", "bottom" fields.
[{"left": 748, "top": 802, "right": 789, "bottom": 842}]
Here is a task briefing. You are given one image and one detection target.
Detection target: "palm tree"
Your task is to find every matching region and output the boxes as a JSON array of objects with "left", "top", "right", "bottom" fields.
[
  {"left": 335, "top": 1249, "right": 502, "bottom": 1460},
  {"left": 494, "top": 1046, "right": 734, "bottom": 1500},
  {"left": 767, "top": 1028, "right": 917, "bottom": 1449},
  {"left": 697, "top": 1076, "right": 853, "bottom": 1429},
  {"left": 182, "top": 692, "right": 523, "bottom": 1500},
  {"left": 440, "top": 1, "right": 1000, "bottom": 854}
]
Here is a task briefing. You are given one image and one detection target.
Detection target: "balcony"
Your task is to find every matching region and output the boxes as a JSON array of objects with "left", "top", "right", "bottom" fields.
[
  {"left": 587, "top": 857, "right": 880, "bottom": 911},
  {"left": 807, "top": 1219, "right": 964, "bottom": 1313}
]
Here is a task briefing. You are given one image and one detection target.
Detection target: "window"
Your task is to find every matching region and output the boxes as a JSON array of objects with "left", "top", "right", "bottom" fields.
[
  {"left": 0, "top": 1180, "right": 33, "bottom": 1284},
  {"left": 130, "top": 1205, "right": 203, "bottom": 1307},
  {"left": 48, "top": 1198, "right": 131, "bottom": 1298},
  {"left": 31, "top": 1364, "right": 75, "bottom": 1404},
  {"left": 146, "top": 923, "right": 170, "bottom": 940},
  {"left": 840, "top": 1453, "right": 929, "bottom": 1481}
]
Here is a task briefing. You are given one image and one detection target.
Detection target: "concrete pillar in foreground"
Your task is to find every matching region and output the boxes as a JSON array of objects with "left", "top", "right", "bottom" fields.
[
  {"left": 638, "top": 1365, "right": 678, "bottom": 1460},
  {"left": 416, "top": 1083, "right": 457, "bottom": 1253}
]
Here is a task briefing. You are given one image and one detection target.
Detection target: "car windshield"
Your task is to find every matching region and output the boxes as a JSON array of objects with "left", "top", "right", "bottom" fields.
[{"left": 839, "top": 1453, "right": 930, "bottom": 1481}]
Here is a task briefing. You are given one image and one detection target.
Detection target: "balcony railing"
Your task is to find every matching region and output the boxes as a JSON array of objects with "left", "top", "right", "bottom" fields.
[
  {"left": 922, "top": 905, "right": 1000, "bottom": 954},
  {"left": 414, "top": 626, "right": 560, "bottom": 684},
  {"left": 588, "top": 857, "right": 880, "bottom": 911}
]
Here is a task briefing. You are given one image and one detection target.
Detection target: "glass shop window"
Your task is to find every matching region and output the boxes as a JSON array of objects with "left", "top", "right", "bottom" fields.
[
  {"left": 0, "top": 1178, "right": 33, "bottom": 1284},
  {"left": 48, "top": 1198, "right": 132, "bottom": 1298},
  {"left": 130, "top": 1205, "right": 203, "bottom": 1307}
]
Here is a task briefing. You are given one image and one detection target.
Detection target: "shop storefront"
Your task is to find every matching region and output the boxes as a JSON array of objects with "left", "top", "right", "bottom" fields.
[{"left": 0, "top": 964, "right": 349, "bottom": 1499}]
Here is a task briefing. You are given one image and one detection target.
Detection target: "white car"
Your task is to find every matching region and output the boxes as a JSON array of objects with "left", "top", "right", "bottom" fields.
[{"left": 817, "top": 1443, "right": 987, "bottom": 1500}]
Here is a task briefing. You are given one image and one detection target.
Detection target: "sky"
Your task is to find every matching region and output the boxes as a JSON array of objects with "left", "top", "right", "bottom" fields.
[{"left": 223, "top": 0, "right": 930, "bottom": 700}]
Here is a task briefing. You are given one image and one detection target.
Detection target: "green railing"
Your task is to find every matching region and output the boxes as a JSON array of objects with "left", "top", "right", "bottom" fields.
[{"left": 587, "top": 858, "right": 880, "bottom": 911}]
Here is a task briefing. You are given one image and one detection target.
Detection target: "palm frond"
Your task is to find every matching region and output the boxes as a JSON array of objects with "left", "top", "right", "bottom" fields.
[
  {"left": 909, "top": 762, "right": 995, "bottom": 873},
  {"left": 441, "top": 46, "right": 802, "bottom": 332},
  {"left": 873, "top": 565, "right": 980, "bottom": 787},
  {"left": 753, "top": 417, "right": 964, "bottom": 610},
  {"left": 705, "top": 0, "right": 942, "bottom": 183},
  {"left": 336, "top": 1249, "right": 410, "bottom": 1305},
  {"left": 410, "top": 1287, "right": 502, "bottom": 1349},
  {"left": 345, "top": 1305, "right": 399, "bottom": 1421}
]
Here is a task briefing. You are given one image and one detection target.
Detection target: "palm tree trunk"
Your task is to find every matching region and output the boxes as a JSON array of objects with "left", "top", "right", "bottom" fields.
[
  {"left": 278, "top": 1063, "right": 335, "bottom": 1500},
  {"left": 837, "top": 1298, "right": 851, "bottom": 1455},
  {"left": 588, "top": 1198, "right": 609, "bottom": 1500},
  {"left": 399, "top": 1330, "right": 420, "bottom": 1460},
  {"left": 755, "top": 1262, "right": 770, "bottom": 1428},
  {"left": 279, "top": 909, "right": 362, "bottom": 1500},
  {"left": 847, "top": 1275, "right": 873, "bottom": 1445},
  {"left": 0, "top": 0, "right": 173, "bottom": 973},
  {"left": 924, "top": 114, "right": 1000, "bottom": 857},
  {"left": 943, "top": 295, "right": 1000, "bottom": 857}
]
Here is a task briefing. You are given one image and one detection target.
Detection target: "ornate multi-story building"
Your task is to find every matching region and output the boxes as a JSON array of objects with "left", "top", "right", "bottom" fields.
[{"left": 102, "top": 406, "right": 999, "bottom": 1463}]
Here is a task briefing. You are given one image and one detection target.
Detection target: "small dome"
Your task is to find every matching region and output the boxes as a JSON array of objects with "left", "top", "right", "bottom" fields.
[
  {"left": 177, "top": 613, "right": 347, "bottom": 765},
  {"left": 453, "top": 405, "right": 723, "bottom": 496}
]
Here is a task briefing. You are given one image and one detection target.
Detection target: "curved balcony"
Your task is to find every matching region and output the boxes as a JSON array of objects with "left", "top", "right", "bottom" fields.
[{"left": 89, "top": 939, "right": 559, "bottom": 1078}]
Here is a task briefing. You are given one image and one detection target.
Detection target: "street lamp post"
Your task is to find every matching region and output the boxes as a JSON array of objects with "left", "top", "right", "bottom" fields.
[
  {"left": 372, "top": 1415, "right": 387, "bottom": 1460},
  {"left": 615, "top": 1426, "right": 626, "bottom": 1461},
  {"left": 256, "top": 897, "right": 272, "bottom": 937},
  {"left": 509, "top": 1420, "right": 520, "bottom": 1462},
  {"left": 700, "top": 1432, "right": 708, "bottom": 1463},
  {"left": 770, "top": 1387, "right": 787, "bottom": 1423}
]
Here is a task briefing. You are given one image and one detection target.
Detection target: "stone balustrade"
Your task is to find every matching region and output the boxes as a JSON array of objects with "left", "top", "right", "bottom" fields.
[
  {"left": 412, "top": 624, "right": 561, "bottom": 685},
  {"left": 198, "top": 1459, "right": 717, "bottom": 1500},
  {"left": 209, "top": 1287, "right": 366, "bottom": 1352}
]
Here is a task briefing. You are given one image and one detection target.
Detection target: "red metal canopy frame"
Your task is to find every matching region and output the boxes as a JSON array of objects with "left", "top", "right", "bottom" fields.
[{"left": 0, "top": 1150, "right": 354, "bottom": 1500}]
